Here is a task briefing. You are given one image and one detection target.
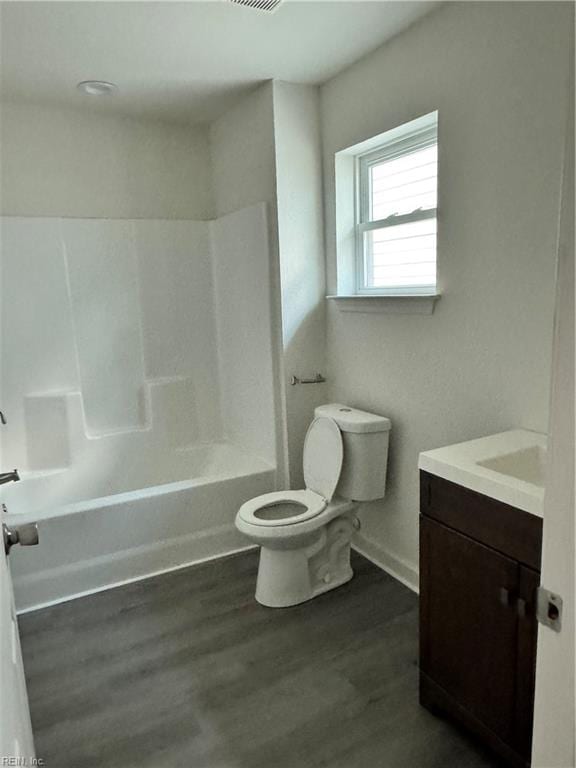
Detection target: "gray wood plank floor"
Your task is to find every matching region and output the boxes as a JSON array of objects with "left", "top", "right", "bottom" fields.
[{"left": 19, "top": 550, "right": 501, "bottom": 768}]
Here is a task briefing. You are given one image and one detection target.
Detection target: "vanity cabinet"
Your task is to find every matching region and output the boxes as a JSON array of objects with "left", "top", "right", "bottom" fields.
[{"left": 419, "top": 471, "right": 542, "bottom": 768}]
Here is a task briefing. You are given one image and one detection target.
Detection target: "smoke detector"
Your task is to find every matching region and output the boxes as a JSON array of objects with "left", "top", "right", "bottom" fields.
[{"left": 229, "top": 0, "right": 284, "bottom": 12}]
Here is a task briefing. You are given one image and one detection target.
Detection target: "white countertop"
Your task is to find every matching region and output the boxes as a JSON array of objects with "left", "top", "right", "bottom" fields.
[{"left": 418, "top": 430, "right": 547, "bottom": 517}]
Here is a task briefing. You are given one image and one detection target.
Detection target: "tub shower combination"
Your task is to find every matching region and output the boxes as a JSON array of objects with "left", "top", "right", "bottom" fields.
[{"left": 1, "top": 204, "right": 278, "bottom": 611}]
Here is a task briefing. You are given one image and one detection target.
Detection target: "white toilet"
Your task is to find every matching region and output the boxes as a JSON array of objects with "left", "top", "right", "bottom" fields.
[{"left": 235, "top": 403, "right": 391, "bottom": 607}]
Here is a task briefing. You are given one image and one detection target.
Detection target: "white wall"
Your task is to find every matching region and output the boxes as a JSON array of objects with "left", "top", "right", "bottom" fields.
[
  {"left": 209, "top": 84, "right": 277, "bottom": 220},
  {"left": 209, "top": 82, "right": 289, "bottom": 484},
  {"left": 0, "top": 101, "right": 213, "bottom": 219},
  {"left": 321, "top": 2, "right": 572, "bottom": 583},
  {"left": 273, "top": 82, "right": 327, "bottom": 487},
  {"left": 211, "top": 204, "right": 277, "bottom": 466}
]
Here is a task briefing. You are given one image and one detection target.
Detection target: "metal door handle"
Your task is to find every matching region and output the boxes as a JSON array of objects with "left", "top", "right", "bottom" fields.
[
  {"left": 3, "top": 522, "right": 39, "bottom": 554},
  {"left": 517, "top": 597, "right": 527, "bottom": 618},
  {"left": 499, "top": 587, "right": 512, "bottom": 606}
]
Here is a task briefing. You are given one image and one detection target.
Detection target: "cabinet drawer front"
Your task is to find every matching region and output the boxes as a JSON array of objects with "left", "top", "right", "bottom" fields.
[
  {"left": 420, "top": 472, "right": 542, "bottom": 570},
  {"left": 420, "top": 517, "right": 520, "bottom": 744}
]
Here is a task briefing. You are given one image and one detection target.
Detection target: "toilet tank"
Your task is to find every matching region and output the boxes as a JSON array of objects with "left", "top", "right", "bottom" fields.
[{"left": 314, "top": 404, "right": 391, "bottom": 502}]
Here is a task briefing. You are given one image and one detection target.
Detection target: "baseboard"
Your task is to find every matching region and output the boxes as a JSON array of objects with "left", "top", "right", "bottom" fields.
[
  {"left": 15, "top": 525, "right": 257, "bottom": 614},
  {"left": 353, "top": 532, "right": 419, "bottom": 594},
  {"left": 15, "top": 527, "right": 419, "bottom": 613}
]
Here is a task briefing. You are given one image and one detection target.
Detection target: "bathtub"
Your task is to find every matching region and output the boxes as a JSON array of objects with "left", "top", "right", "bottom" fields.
[{"left": 4, "top": 442, "right": 275, "bottom": 612}]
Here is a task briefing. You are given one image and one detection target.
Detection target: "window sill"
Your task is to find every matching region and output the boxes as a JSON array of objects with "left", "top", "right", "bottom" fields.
[{"left": 326, "top": 294, "right": 440, "bottom": 315}]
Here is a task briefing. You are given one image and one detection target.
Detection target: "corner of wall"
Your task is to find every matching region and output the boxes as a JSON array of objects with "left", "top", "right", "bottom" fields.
[
  {"left": 207, "top": 82, "right": 290, "bottom": 490},
  {"left": 272, "top": 81, "right": 328, "bottom": 489}
]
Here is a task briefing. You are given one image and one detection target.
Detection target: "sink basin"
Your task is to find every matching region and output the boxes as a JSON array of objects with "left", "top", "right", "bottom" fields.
[
  {"left": 419, "top": 430, "right": 547, "bottom": 517},
  {"left": 477, "top": 445, "right": 546, "bottom": 488}
]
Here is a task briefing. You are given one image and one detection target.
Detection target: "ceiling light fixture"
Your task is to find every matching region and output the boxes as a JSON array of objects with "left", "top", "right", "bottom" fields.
[{"left": 77, "top": 80, "right": 118, "bottom": 96}]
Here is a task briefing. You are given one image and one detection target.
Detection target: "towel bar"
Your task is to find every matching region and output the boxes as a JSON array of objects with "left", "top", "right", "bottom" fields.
[{"left": 290, "top": 373, "right": 326, "bottom": 386}]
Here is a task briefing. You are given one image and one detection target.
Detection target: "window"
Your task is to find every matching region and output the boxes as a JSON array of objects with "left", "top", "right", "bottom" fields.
[{"left": 355, "top": 116, "right": 438, "bottom": 295}]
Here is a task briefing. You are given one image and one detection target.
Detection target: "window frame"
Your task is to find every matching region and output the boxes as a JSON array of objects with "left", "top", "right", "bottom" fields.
[{"left": 354, "top": 123, "right": 438, "bottom": 296}]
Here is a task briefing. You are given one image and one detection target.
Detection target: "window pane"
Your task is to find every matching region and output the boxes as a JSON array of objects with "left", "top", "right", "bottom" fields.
[
  {"left": 364, "top": 218, "right": 437, "bottom": 291},
  {"left": 370, "top": 144, "right": 437, "bottom": 222}
]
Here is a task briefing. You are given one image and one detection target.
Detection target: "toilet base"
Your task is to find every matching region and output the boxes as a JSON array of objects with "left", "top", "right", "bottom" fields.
[{"left": 254, "top": 514, "right": 356, "bottom": 608}]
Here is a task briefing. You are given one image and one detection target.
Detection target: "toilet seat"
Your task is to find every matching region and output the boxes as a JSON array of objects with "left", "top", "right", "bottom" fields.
[
  {"left": 238, "top": 489, "right": 326, "bottom": 527},
  {"left": 237, "top": 417, "right": 344, "bottom": 529}
]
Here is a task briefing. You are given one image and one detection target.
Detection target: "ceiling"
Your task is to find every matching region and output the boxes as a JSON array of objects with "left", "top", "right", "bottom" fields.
[{"left": 0, "top": 1, "right": 440, "bottom": 124}]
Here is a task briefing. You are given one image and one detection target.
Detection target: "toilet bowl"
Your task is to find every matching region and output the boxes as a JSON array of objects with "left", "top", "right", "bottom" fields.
[{"left": 236, "top": 404, "right": 391, "bottom": 608}]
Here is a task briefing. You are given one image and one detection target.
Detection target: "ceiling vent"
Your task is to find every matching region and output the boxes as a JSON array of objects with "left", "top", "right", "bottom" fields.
[{"left": 229, "top": 0, "right": 284, "bottom": 12}]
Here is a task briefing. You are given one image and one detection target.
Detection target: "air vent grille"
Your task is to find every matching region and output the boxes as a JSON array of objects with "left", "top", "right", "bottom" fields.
[{"left": 229, "top": 0, "right": 283, "bottom": 12}]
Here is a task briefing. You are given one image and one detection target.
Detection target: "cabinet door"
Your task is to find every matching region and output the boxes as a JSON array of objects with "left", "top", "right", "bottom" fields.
[{"left": 420, "top": 516, "right": 520, "bottom": 744}]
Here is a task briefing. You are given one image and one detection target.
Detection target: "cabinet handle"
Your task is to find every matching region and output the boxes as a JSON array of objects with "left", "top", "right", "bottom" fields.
[
  {"left": 517, "top": 597, "right": 528, "bottom": 618},
  {"left": 499, "top": 587, "right": 512, "bottom": 606}
]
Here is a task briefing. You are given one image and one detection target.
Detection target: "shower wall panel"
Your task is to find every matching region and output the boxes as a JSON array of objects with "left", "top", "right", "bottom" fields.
[
  {"left": 1, "top": 217, "right": 78, "bottom": 469},
  {"left": 63, "top": 219, "right": 146, "bottom": 435},
  {"left": 1, "top": 216, "right": 222, "bottom": 471},
  {"left": 135, "top": 220, "right": 220, "bottom": 440},
  {"left": 211, "top": 203, "right": 276, "bottom": 466}
]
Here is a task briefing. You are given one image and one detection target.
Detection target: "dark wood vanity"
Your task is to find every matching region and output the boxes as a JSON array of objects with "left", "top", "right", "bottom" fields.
[{"left": 419, "top": 471, "right": 543, "bottom": 767}]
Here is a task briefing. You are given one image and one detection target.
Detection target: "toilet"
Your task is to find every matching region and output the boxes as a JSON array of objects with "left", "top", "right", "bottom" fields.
[{"left": 235, "top": 403, "right": 391, "bottom": 607}]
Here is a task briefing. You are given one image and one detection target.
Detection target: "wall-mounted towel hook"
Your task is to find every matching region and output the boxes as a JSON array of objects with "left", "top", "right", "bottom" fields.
[{"left": 290, "top": 373, "right": 326, "bottom": 386}]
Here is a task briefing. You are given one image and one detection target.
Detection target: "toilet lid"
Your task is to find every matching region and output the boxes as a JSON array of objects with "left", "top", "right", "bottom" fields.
[{"left": 303, "top": 416, "right": 343, "bottom": 502}]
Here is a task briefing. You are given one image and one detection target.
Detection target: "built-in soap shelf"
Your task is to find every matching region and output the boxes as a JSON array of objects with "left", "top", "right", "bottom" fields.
[{"left": 22, "top": 375, "right": 198, "bottom": 472}]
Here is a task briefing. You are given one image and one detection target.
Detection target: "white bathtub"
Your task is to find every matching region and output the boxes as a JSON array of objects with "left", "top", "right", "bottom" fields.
[{"left": 5, "top": 442, "right": 275, "bottom": 612}]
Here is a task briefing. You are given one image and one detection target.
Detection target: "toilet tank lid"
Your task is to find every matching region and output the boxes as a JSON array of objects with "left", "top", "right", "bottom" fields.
[{"left": 314, "top": 404, "right": 391, "bottom": 434}]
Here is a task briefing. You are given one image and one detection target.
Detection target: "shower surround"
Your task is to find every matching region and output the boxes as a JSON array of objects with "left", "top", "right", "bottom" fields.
[{"left": 1, "top": 204, "right": 278, "bottom": 611}]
